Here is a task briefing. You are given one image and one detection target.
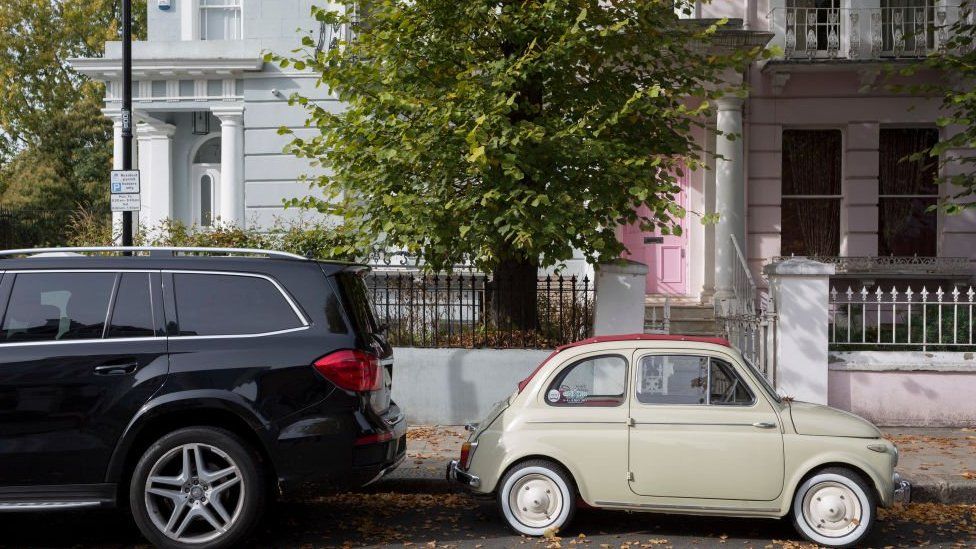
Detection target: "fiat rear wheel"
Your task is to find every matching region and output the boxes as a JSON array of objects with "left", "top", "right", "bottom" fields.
[
  {"left": 791, "top": 467, "right": 876, "bottom": 548},
  {"left": 497, "top": 459, "right": 576, "bottom": 536}
]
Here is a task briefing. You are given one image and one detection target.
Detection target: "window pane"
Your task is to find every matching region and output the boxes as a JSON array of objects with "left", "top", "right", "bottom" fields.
[
  {"left": 200, "top": 0, "right": 241, "bottom": 40},
  {"left": 201, "top": 175, "right": 213, "bottom": 227},
  {"left": 781, "top": 198, "right": 841, "bottom": 256},
  {"left": 1, "top": 273, "right": 115, "bottom": 342},
  {"left": 782, "top": 130, "right": 842, "bottom": 196},
  {"left": 709, "top": 359, "right": 754, "bottom": 405},
  {"left": 879, "top": 197, "right": 938, "bottom": 256},
  {"left": 108, "top": 273, "right": 155, "bottom": 338},
  {"left": 173, "top": 274, "right": 302, "bottom": 336},
  {"left": 880, "top": 128, "right": 939, "bottom": 196},
  {"left": 546, "top": 355, "right": 627, "bottom": 406},
  {"left": 636, "top": 355, "right": 707, "bottom": 405},
  {"left": 335, "top": 272, "right": 379, "bottom": 335}
]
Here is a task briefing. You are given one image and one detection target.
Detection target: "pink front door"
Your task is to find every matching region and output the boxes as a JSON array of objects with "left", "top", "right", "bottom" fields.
[{"left": 618, "top": 173, "right": 689, "bottom": 295}]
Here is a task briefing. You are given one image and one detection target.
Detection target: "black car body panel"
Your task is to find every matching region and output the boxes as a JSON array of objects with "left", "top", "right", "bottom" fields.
[{"left": 0, "top": 253, "right": 405, "bottom": 506}]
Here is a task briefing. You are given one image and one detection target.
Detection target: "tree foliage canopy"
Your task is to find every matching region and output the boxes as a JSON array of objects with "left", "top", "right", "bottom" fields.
[
  {"left": 0, "top": 0, "right": 146, "bottom": 210},
  {"left": 274, "top": 0, "right": 759, "bottom": 271}
]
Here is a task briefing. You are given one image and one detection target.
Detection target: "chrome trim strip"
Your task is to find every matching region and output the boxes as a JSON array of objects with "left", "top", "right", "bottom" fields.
[
  {"left": 526, "top": 420, "right": 628, "bottom": 425},
  {"left": 0, "top": 336, "right": 165, "bottom": 348},
  {"left": 0, "top": 246, "right": 307, "bottom": 260},
  {"left": 0, "top": 501, "right": 102, "bottom": 512},
  {"left": 593, "top": 500, "right": 779, "bottom": 513},
  {"left": 631, "top": 422, "right": 762, "bottom": 428},
  {"left": 170, "top": 326, "right": 311, "bottom": 340}
]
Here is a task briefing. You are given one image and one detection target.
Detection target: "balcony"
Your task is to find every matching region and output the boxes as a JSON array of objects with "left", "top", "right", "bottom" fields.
[{"left": 768, "top": 3, "right": 967, "bottom": 61}]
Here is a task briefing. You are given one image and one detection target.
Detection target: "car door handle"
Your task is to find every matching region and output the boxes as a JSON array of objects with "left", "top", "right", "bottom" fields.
[
  {"left": 94, "top": 362, "right": 140, "bottom": 376},
  {"left": 752, "top": 421, "right": 777, "bottom": 429}
]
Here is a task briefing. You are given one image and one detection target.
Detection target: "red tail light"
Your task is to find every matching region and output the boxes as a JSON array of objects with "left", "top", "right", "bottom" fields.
[
  {"left": 313, "top": 349, "right": 381, "bottom": 392},
  {"left": 459, "top": 441, "right": 474, "bottom": 469}
]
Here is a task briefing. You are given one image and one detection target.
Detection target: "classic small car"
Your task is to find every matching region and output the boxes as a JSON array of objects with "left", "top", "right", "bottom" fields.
[{"left": 449, "top": 334, "right": 909, "bottom": 548}]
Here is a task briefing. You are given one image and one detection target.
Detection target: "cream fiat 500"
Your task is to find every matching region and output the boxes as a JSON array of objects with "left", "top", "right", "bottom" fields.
[{"left": 449, "top": 334, "right": 909, "bottom": 548}]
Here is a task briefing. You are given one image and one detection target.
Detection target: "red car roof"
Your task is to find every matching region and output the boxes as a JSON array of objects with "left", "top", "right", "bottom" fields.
[{"left": 517, "top": 333, "right": 732, "bottom": 393}]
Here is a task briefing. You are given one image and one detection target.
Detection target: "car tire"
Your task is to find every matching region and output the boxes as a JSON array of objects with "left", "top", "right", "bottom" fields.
[
  {"left": 791, "top": 467, "right": 876, "bottom": 548},
  {"left": 497, "top": 459, "right": 576, "bottom": 536},
  {"left": 129, "top": 427, "right": 266, "bottom": 549}
]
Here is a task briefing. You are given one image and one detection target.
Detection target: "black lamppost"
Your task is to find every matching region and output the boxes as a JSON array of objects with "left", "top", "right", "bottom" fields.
[{"left": 121, "top": 0, "right": 134, "bottom": 247}]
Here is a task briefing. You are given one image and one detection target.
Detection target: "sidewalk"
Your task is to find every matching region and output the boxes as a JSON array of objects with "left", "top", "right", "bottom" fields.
[{"left": 374, "top": 426, "right": 976, "bottom": 503}]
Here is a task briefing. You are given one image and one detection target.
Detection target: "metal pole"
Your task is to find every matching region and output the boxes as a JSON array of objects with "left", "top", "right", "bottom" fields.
[{"left": 121, "top": 0, "right": 134, "bottom": 247}]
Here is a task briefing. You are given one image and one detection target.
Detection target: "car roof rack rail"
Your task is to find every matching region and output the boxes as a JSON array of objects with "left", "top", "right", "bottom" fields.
[{"left": 0, "top": 246, "right": 308, "bottom": 260}]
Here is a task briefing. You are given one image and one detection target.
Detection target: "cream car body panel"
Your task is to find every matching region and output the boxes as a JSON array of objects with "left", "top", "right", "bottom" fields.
[{"left": 459, "top": 337, "right": 900, "bottom": 522}]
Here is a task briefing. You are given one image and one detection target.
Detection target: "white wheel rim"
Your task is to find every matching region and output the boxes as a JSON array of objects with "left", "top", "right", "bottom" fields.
[
  {"left": 801, "top": 481, "right": 863, "bottom": 538},
  {"left": 508, "top": 473, "right": 563, "bottom": 529}
]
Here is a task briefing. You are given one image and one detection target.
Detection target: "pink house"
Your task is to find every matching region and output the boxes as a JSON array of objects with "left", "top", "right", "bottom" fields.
[{"left": 619, "top": 1, "right": 976, "bottom": 426}]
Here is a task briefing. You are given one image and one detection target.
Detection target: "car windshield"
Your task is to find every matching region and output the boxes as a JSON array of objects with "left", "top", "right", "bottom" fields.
[{"left": 741, "top": 355, "right": 782, "bottom": 403}]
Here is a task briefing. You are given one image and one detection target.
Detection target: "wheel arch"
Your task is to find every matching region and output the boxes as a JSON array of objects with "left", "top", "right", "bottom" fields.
[
  {"left": 496, "top": 453, "right": 584, "bottom": 500},
  {"left": 106, "top": 391, "right": 278, "bottom": 506},
  {"left": 785, "top": 459, "right": 885, "bottom": 515}
]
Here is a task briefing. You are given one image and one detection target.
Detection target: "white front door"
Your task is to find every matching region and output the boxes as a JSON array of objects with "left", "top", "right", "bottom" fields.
[{"left": 190, "top": 164, "right": 221, "bottom": 227}]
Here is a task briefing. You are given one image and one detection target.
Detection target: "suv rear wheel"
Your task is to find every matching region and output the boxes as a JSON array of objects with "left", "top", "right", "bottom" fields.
[{"left": 129, "top": 427, "right": 265, "bottom": 549}]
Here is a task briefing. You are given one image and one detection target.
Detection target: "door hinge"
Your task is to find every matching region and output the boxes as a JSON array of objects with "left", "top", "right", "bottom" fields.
[
  {"left": 626, "top": 471, "right": 634, "bottom": 481},
  {"left": 626, "top": 417, "right": 635, "bottom": 427}
]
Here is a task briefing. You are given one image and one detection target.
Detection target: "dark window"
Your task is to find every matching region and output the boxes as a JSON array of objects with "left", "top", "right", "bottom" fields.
[
  {"left": 335, "top": 272, "right": 379, "bottom": 335},
  {"left": 1, "top": 272, "right": 115, "bottom": 343},
  {"left": 545, "top": 355, "right": 627, "bottom": 407},
  {"left": 173, "top": 273, "right": 303, "bottom": 336},
  {"left": 108, "top": 273, "right": 155, "bottom": 338},
  {"left": 788, "top": 0, "right": 841, "bottom": 53},
  {"left": 879, "top": 128, "right": 939, "bottom": 256},
  {"left": 782, "top": 129, "right": 842, "bottom": 256}
]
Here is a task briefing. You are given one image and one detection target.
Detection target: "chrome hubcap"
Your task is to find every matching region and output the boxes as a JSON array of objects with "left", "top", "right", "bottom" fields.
[
  {"left": 802, "top": 481, "right": 862, "bottom": 538},
  {"left": 509, "top": 474, "right": 562, "bottom": 529},
  {"left": 144, "top": 443, "right": 245, "bottom": 544}
]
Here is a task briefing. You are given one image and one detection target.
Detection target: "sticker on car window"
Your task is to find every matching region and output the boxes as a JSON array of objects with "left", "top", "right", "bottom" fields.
[
  {"left": 560, "top": 385, "right": 589, "bottom": 404},
  {"left": 547, "top": 389, "right": 562, "bottom": 403}
]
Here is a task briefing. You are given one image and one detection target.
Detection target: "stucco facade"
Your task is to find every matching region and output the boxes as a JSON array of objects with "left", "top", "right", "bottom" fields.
[{"left": 72, "top": 0, "right": 332, "bottom": 232}]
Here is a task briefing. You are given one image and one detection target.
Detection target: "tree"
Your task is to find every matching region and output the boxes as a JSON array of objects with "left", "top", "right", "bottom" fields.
[
  {"left": 896, "top": 3, "right": 976, "bottom": 214},
  {"left": 0, "top": 0, "right": 147, "bottom": 211},
  {"left": 273, "top": 0, "right": 758, "bottom": 327}
]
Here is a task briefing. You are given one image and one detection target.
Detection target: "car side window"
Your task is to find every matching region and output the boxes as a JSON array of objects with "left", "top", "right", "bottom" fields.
[
  {"left": 172, "top": 273, "right": 304, "bottom": 336},
  {"left": 709, "top": 358, "right": 755, "bottom": 406},
  {"left": 545, "top": 355, "right": 627, "bottom": 407},
  {"left": 0, "top": 272, "right": 115, "bottom": 343},
  {"left": 108, "top": 273, "right": 155, "bottom": 338},
  {"left": 636, "top": 355, "right": 755, "bottom": 406}
]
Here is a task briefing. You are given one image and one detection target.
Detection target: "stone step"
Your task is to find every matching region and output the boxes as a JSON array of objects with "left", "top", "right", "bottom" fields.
[
  {"left": 644, "top": 319, "right": 721, "bottom": 337},
  {"left": 645, "top": 304, "right": 715, "bottom": 322}
]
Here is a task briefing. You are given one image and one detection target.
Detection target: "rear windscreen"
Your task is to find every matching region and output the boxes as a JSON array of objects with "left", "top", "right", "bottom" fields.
[{"left": 335, "top": 272, "right": 380, "bottom": 335}]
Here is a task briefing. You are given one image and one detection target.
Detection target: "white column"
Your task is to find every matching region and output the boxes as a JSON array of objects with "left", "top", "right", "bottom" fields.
[
  {"left": 105, "top": 109, "right": 125, "bottom": 242},
  {"left": 714, "top": 96, "right": 746, "bottom": 303},
  {"left": 136, "top": 123, "right": 176, "bottom": 232},
  {"left": 213, "top": 106, "right": 245, "bottom": 226},
  {"left": 764, "top": 258, "right": 835, "bottom": 404},
  {"left": 593, "top": 260, "right": 649, "bottom": 336}
]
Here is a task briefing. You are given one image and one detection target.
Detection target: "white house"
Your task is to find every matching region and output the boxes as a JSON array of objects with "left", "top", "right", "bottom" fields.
[{"left": 72, "top": 0, "right": 331, "bottom": 232}]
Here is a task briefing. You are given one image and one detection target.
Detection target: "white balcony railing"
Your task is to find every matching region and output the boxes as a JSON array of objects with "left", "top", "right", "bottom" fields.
[{"left": 769, "top": 3, "right": 965, "bottom": 61}]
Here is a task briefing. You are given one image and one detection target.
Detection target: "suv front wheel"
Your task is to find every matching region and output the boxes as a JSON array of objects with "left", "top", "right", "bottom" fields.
[{"left": 129, "top": 427, "right": 266, "bottom": 549}]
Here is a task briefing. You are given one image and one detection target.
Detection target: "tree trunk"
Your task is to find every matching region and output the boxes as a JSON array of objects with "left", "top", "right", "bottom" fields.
[{"left": 491, "top": 256, "right": 539, "bottom": 331}]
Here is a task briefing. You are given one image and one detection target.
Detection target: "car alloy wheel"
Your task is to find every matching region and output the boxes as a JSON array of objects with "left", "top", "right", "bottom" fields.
[
  {"left": 792, "top": 468, "right": 875, "bottom": 548},
  {"left": 130, "top": 427, "right": 265, "bottom": 549},
  {"left": 498, "top": 459, "right": 576, "bottom": 536},
  {"left": 145, "top": 443, "right": 245, "bottom": 543}
]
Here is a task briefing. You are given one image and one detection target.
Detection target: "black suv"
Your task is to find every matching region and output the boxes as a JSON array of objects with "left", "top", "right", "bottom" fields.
[{"left": 0, "top": 247, "right": 406, "bottom": 548}]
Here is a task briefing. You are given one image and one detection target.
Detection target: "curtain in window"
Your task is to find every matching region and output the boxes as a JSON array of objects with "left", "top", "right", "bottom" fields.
[
  {"left": 782, "top": 130, "right": 842, "bottom": 256},
  {"left": 879, "top": 128, "right": 939, "bottom": 256}
]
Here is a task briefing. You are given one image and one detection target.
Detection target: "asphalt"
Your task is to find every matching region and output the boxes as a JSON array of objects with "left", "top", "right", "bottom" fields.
[{"left": 375, "top": 426, "right": 976, "bottom": 504}]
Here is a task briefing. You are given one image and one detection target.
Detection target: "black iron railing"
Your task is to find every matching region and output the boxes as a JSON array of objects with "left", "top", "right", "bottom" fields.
[{"left": 365, "top": 272, "right": 594, "bottom": 349}]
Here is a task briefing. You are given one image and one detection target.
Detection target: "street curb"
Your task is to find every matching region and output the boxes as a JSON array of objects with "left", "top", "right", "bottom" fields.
[
  {"left": 908, "top": 477, "right": 976, "bottom": 504},
  {"left": 367, "top": 477, "right": 458, "bottom": 494}
]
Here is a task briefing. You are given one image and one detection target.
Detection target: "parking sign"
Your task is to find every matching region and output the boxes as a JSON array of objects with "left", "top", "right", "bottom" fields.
[{"left": 110, "top": 170, "right": 140, "bottom": 194}]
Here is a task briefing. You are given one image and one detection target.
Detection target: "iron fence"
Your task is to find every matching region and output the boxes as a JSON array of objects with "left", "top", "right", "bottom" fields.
[
  {"left": 365, "top": 272, "right": 594, "bottom": 349},
  {"left": 830, "top": 285, "right": 976, "bottom": 351},
  {"left": 0, "top": 208, "right": 102, "bottom": 249}
]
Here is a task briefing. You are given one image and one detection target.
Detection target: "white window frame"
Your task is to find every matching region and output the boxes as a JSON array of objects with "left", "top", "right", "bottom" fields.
[{"left": 183, "top": 0, "right": 243, "bottom": 41}]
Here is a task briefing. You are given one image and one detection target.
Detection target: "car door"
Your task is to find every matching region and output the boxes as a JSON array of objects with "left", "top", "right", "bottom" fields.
[
  {"left": 0, "top": 270, "right": 168, "bottom": 487},
  {"left": 528, "top": 351, "right": 631, "bottom": 503},
  {"left": 627, "top": 350, "right": 785, "bottom": 501}
]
